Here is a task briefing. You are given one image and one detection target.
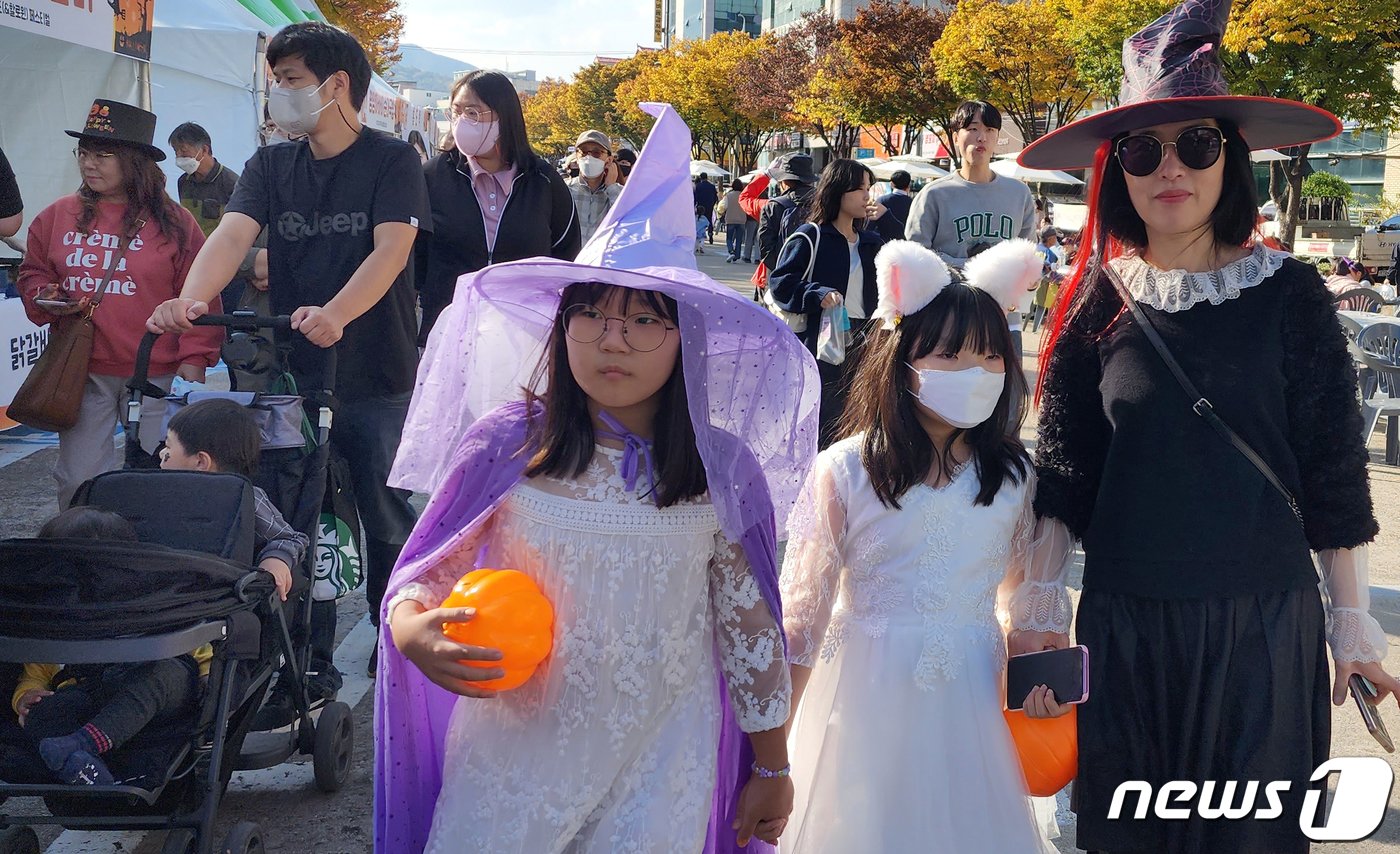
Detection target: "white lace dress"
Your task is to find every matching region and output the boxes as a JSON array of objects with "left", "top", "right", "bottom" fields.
[
  {"left": 780, "top": 436, "right": 1054, "bottom": 854},
  {"left": 389, "top": 445, "right": 790, "bottom": 854}
]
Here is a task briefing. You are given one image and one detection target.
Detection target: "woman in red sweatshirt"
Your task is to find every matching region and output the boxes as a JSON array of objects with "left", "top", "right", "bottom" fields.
[{"left": 19, "top": 100, "right": 221, "bottom": 507}]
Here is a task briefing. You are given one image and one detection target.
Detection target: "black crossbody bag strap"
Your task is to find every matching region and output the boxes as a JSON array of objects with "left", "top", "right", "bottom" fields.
[{"left": 1102, "top": 264, "right": 1304, "bottom": 525}]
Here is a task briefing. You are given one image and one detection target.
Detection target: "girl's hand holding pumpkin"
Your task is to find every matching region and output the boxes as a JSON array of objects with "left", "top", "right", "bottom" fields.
[{"left": 390, "top": 601, "right": 507, "bottom": 699}]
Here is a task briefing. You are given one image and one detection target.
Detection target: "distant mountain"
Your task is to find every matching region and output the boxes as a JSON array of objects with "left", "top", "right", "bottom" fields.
[{"left": 388, "top": 44, "right": 478, "bottom": 92}]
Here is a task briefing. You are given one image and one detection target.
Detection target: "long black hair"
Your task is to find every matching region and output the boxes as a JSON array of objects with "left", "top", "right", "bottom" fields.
[
  {"left": 809, "top": 158, "right": 875, "bottom": 226},
  {"left": 523, "top": 283, "right": 707, "bottom": 508},
  {"left": 838, "top": 282, "right": 1030, "bottom": 509},
  {"left": 445, "top": 70, "right": 536, "bottom": 170}
]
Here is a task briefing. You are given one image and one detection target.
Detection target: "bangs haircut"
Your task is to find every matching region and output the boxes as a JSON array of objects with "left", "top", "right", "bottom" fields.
[
  {"left": 266, "top": 21, "right": 371, "bottom": 110},
  {"left": 810, "top": 158, "right": 875, "bottom": 225},
  {"left": 837, "top": 282, "right": 1030, "bottom": 509},
  {"left": 168, "top": 399, "right": 261, "bottom": 479},
  {"left": 524, "top": 282, "right": 707, "bottom": 508},
  {"left": 951, "top": 101, "right": 1003, "bottom": 132}
]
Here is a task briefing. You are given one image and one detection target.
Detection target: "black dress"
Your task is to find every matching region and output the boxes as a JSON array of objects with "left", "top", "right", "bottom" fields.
[{"left": 1034, "top": 250, "right": 1378, "bottom": 853}]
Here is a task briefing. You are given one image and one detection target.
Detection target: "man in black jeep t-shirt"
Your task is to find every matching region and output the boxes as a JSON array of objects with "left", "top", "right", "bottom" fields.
[{"left": 147, "top": 23, "right": 430, "bottom": 680}]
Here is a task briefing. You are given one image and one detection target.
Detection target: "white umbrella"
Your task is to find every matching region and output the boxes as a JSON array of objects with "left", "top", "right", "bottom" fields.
[
  {"left": 690, "top": 159, "right": 730, "bottom": 178},
  {"left": 866, "top": 159, "right": 948, "bottom": 180},
  {"left": 1251, "top": 148, "right": 1291, "bottom": 162},
  {"left": 990, "top": 158, "right": 1084, "bottom": 185},
  {"left": 739, "top": 170, "right": 762, "bottom": 182}
]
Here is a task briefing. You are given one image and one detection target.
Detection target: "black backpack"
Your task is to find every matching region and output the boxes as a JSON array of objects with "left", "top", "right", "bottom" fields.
[{"left": 775, "top": 192, "right": 814, "bottom": 245}]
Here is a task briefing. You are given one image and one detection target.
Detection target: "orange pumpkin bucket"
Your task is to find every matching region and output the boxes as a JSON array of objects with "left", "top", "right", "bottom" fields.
[
  {"left": 1002, "top": 705, "right": 1078, "bottom": 797},
  {"left": 440, "top": 569, "right": 554, "bottom": 691}
]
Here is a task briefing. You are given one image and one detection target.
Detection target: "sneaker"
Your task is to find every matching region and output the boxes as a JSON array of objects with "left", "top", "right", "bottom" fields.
[{"left": 250, "top": 688, "right": 298, "bottom": 731}]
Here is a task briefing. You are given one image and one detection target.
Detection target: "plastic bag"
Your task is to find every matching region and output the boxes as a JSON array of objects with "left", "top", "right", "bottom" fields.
[{"left": 817, "top": 304, "right": 851, "bottom": 365}]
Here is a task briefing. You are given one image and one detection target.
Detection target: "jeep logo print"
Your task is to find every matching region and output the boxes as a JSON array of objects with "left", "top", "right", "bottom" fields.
[{"left": 277, "top": 210, "right": 370, "bottom": 241}]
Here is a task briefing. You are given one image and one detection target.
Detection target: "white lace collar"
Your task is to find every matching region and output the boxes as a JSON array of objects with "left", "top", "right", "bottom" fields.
[{"left": 1109, "top": 242, "right": 1289, "bottom": 313}]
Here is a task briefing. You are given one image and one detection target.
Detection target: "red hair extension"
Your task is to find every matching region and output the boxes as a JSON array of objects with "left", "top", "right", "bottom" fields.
[{"left": 1035, "top": 141, "right": 1118, "bottom": 404}]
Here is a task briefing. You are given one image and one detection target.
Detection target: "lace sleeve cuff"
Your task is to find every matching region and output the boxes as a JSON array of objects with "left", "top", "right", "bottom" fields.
[
  {"left": 1329, "top": 608, "right": 1389, "bottom": 663},
  {"left": 1008, "top": 581, "right": 1073, "bottom": 634},
  {"left": 384, "top": 583, "right": 441, "bottom": 628}
]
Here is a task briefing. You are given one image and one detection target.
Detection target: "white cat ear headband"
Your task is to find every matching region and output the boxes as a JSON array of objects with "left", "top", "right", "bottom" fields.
[{"left": 871, "top": 239, "right": 1043, "bottom": 329}]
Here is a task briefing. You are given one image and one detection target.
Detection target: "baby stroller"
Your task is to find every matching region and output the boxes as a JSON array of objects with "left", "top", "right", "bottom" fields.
[
  {"left": 128, "top": 312, "right": 347, "bottom": 712},
  {"left": 0, "top": 468, "right": 352, "bottom": 854}
]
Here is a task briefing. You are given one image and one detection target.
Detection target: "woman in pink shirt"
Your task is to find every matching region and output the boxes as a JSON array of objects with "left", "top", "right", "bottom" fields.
[
  {"left": 19, "top": 100, "right": 221, "bottom": 507},
  {"left": 416, "top": 71, "right": 581, "bottom": 343}
]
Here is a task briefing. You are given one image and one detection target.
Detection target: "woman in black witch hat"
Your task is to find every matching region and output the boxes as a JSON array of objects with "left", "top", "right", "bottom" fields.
[{"left": 1003, "top": 0, "right": 1398, "bottom": 851}]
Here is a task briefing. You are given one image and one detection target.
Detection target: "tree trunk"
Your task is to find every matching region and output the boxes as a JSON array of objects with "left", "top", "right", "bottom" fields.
[{"left": 1277, "top": 144, "right": 1313, "bottom": 250}]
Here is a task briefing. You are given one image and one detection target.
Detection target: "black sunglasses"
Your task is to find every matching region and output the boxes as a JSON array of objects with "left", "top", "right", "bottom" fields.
[{"left": 1115, "top": 126, "right": 1225, "bottom": 177}]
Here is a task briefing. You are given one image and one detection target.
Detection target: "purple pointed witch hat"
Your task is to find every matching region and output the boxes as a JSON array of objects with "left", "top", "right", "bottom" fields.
[{"left": 1018, "top": 0, "right": 1340, "bottom": 169}]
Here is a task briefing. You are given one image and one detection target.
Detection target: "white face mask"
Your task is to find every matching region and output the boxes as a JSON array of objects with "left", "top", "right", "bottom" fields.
[
  {"left": 907, "top": 362, "right": 1005, "bottom": 429},
  {"left": 578, "top": 155, "right": 606, "bottom": 179},
  {"left": 453, "top": 117, "right": 500, "bottom": 158},
  {"left": 174, "top": 155, "right": 201, "bottom": 175},
  {"left": 267, "top": 78, "right": 334, "bottom": 137}
]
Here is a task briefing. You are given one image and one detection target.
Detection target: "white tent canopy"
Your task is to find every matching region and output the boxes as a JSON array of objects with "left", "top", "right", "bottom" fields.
[
  {"left": 859, "top": 158, "right": 948, "bottom": 180},
  {"left": 0, "top": 0, "right": 269, "bottom": 246},
  {"left": 991, "top": 157, "right": 1084, "bottom": 186},
  {"left": 691, "top": 159, "right": 730, "bottom": 178}
]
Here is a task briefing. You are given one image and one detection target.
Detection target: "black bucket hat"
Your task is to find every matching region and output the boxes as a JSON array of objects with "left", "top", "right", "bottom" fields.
[
  {"left": 66, "top": 99, "right": 166, "bottom": 162},
  {"left": 771, "top": 153, "right": 818, "bottom": 184},
  {"left": 1018, "top": 0, "right": 1340, "bottom": 170}
]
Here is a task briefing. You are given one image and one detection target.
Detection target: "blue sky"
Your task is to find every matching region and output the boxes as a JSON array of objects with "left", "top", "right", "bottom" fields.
[{"left": 398, "top": 0, "right": 660, "bottom": 81}]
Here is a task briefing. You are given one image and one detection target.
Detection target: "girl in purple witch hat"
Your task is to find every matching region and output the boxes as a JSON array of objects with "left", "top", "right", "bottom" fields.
[{"left": 374, "top": 104, "right": 820, "bottom": 854}]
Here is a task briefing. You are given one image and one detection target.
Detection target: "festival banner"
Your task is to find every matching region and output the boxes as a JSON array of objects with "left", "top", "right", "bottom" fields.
[{"left": 0, "top": 0, "right": 156, "bottom": 61}]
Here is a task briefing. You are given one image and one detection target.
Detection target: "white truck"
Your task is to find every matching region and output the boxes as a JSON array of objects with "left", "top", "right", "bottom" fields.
[{"left": 1285, "top": 199, "right": 1399, "bottom": 281}]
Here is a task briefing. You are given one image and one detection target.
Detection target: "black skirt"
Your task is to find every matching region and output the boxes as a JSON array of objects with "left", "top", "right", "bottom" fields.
[{"left": 1072, "top": 587, "right": 1330, "bottom": 854}]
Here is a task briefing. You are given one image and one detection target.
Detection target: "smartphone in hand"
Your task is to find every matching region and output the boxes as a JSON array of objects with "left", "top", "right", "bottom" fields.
[
  {"left": 1006, "top": 645, "right": 1089, "bottom": 711},
  {"left": 1351, "top": 674, "right": 1394, "bottom": 753}
]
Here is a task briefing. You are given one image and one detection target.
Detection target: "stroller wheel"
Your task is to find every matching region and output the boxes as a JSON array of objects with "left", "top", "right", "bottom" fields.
[
  {"left": 221, "top": 820, "right": 265, "bottom": 854},
  {"left": 160, "top": 828, "right": 197, "bottom": 854},
  {"left": 0, "top": 827, "right": 40, "bottom": 854},
  {"left": 312, "top": 701, "right": 354, "bottom": 793}
]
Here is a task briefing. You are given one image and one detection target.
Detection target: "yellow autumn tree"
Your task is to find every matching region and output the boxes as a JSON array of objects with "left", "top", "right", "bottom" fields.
[
  {"left": 617, "top": 33, "right": 784, "bottom": 168},
  {"left": 933, "top": 0, "right": 1096, "bottom": 143},
  {"left": 1061, "top": 0, "right": 1175, "bottom": 103},
  {"left": 1222, "top": 0, "right": 1400, "bottom": 240},
  {"left": 319, "top": 0, "right": 405, "bottom": 73},
  {"left": 520, "top": 79, "right": 578, "bottom": 160}
]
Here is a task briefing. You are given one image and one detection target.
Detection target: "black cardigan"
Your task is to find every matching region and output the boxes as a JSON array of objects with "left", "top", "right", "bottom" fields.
[
  {"left": 415, "top": 151, "right": 581, "bottom": 341},
  {"left": 767, "top": 222, "right": 883, "bottom": 352},
  {"left": 1034, "top": 258, "right": 1378, "bottom": 599}
]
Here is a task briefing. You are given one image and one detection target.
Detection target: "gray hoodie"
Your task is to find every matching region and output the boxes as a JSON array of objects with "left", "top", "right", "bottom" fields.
[{"left": 904, "top": 173, "right": 1036, "bottom": 269}]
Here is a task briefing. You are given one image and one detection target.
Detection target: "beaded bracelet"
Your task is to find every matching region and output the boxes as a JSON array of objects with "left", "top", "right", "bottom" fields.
[{"left": 751, "top": 762, "right": 791, "bottom": 779}]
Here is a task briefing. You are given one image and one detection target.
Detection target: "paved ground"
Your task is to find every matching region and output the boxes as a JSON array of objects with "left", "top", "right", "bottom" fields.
[{"left": 0, "top": 240, "right": 1397, "bottom": 852}]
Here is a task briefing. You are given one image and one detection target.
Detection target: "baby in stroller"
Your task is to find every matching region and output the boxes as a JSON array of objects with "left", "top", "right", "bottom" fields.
[
  {"left": 15, "top": 509, "right": 208, "bottom": 786},
  {"left": 159, "top": 399, "right": 309, "bottom": 603}
]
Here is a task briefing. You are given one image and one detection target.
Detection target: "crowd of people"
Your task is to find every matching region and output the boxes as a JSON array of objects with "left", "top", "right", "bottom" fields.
[{"left": 0, "top": 0, "right": 1396, "bottom": 851}]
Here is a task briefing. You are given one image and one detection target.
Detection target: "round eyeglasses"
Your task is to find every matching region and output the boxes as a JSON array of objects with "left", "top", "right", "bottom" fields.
[
  {"left": 1115, "top": 126, "right": 1224, "bottom": 177},
  {"left": 563, "top": 304, "right": 676, "bottom": 353}
]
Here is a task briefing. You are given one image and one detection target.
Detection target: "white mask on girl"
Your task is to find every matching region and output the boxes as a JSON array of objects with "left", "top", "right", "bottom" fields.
[
  {"left": 267, "top": 78, "right": 334, "bottom": 137},
  {"left": 907, "top": 363, "right": 1004, "bottom": 429},
  {"left": 453, "top": 117, "right": 499, "bottom": 157},
  {"left": 578, "top": 155, "right": 606, "bottom": 179}
]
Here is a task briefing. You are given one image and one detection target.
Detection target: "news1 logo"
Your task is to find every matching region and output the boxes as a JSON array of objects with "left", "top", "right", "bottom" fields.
[{"left": 1108, "top": 758, "right": 1394, "bottom": 841}]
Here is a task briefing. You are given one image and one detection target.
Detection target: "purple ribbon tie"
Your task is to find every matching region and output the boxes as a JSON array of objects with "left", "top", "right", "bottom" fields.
[{"left": 597, "top": 410, "right": 657, "bottom": 499}]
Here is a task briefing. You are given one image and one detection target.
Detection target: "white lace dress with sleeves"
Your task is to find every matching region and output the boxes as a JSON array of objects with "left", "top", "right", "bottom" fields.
[
  {"left": 392, "top": 445, "right": 789, "bottom": 854},
  {"left": 780, "top": 436, "right": 1053, "bottom": 853}
]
